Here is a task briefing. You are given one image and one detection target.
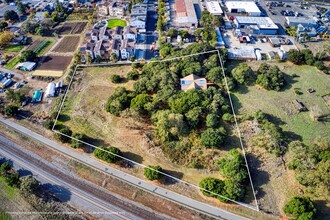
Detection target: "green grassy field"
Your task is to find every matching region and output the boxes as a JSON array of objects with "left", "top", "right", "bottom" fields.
[
  {"left": 0, "top": 177, "right": 16, "bottom": 199},
  {"left": 233, "top": 63, "right": 330, "bottom": 144},
  {"left": 2, "top": 45, "right": 24, "bottom": 52},
  {"left": 107, "top": 19, "right": 127, "bottom": 29},
  {"left": 4, "top": 57, "right": 20, "bottom": 70}
]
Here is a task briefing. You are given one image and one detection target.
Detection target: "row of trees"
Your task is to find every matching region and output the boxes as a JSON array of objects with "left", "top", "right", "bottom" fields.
[
  {"left": 288, "top": 48, "right": 329, "bottom": 74},
  {"left": 156, "top": 0, "right": 166, "bottom": 32},
  {"left": 199, "top": 149, "right": 248, "bottom": 202}
]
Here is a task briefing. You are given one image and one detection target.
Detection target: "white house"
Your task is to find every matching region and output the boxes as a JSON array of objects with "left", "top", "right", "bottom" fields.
[{"left": 130, "top": 18, "right": 146, "bottom": 29}]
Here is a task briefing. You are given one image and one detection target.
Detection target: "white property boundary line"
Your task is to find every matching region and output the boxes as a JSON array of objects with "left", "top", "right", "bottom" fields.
[{"left": 52, "top": 50, "right": 260, "bottom": 212}]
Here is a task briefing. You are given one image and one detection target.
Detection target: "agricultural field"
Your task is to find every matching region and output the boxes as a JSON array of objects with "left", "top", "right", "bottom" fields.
[
  {"left": 107, "top": 19, "right": 127, "bottom": 28},
  {"left": 58, "top": 22, "right": 87, "bottom": 35},
  {"left": 51, "top": 36, "right": 80, "bottom": 53},
  {"left": 4, "top": 57, "right": 19, "bottom": 69},
  {"left": 27, "top": 39, "right": 54, "bottom": 56},
  {"left": 37, "top": 55, "right": 72, "bottom": 71}
]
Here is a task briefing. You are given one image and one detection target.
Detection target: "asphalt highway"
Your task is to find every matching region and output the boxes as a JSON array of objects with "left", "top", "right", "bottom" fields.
[{"left": 0, "top": 117, "right": 250, "bottom": 220}]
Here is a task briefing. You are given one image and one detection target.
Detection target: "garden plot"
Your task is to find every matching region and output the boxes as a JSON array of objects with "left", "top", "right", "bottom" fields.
[
  {"left": 58, "top": 22, "right": 87, "bottom": 35},
  {"left": 51, "top": 36, "right": 80, "bottom": 53}
]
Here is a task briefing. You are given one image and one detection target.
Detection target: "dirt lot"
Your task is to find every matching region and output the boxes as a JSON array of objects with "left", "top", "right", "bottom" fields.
[
  {"left": 38, "top": 55, "right": 72, "bottom": 71},
  {"left": 58, "top": 22, "right": 87, "bottom": 35},
  {"left": 52, "top": 36, "right": 80, "bottom": 53}
]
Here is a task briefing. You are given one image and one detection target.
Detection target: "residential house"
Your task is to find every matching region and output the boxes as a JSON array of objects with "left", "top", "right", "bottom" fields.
[
  {"left": 130, "top": 3, "right": 147, "bottom": 30},
  {"left": 180, "top": 74, "right": 207, "bottom": 92},
  {"left": 81, "top": 21, "right": 138, "bottom": 60}
]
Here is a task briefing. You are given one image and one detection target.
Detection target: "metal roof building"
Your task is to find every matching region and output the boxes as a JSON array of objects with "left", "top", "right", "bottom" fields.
[
  {"left": 234, "top": 16, "right": 279, "bottom": 35},
  {"left": 226, "top": 1, "right": 261, "bottom": 16},
  {"left": 285, "top": 17, "right": 318, "bottom": 28},
  {"left": 206, "top": 1, "right": 223, "bottom": 16},
  {"left": 175, "top": 0, "right": 198, "bottom": 27}
]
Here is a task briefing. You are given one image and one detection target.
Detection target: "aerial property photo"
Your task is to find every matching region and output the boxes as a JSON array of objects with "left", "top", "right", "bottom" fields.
[{"left": 0, "top": 0, "right": 329, "bottom": 220}]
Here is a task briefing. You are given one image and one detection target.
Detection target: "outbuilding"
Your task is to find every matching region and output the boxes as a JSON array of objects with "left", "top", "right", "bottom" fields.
[
  {"left": 32, "top": 90, "right": 43, "bottom": 103},
  {"left": 45, "top": 82, "right": 56, "bottom": 98},
  {"left": 16, "top": 62, "right": 37, "bottom": 71}
]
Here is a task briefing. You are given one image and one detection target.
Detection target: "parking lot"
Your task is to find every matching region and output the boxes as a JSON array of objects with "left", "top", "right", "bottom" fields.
[{"left": 258, "top": 1, "right": 318, "bottom": 35}]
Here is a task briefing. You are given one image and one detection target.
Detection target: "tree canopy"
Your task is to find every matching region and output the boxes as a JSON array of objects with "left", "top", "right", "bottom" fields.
[
  {"left": 283, "top": 196, "right": 316, "bottom": 220},
  {"left": 256, "top": 64, "right": 285, "bottom": 91},
  {"left": 144, "top": 165, "right": 163, "bottom": 181},
  {"left": 232, "top": 63, "right": 253, "bottom": 84},
  {"left": 93, "top": 146, "right": 121, "bottom": 163},
  {"left": 3, "top": 10, "right": 19, "bottom": 22},
  {"left": 19, "top": 50, "right": 37, "bottom": 62}
]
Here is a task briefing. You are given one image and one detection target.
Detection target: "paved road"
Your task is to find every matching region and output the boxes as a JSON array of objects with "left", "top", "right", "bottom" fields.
[
  {"left": 0, "top": 117, "right": 250, "bottom": 220},
  {"left": 0, "top": 134, "right": 169, "bottom": 220}
]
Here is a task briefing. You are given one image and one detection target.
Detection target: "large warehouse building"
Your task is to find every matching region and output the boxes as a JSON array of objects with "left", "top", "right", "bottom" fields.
[
  {"left": 175, "top": 0, "right": 198, "bottom": 27},
  {"left": 234, "top": 16, "right": 279, "bottom": 35},
  {"left": 226, "top": 1, "right": 261, "bottom": 16}
]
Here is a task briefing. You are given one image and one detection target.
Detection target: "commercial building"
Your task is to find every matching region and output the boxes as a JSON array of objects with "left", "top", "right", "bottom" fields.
[
  {"left": 206, "top": 1, "right": 223, "bottom": 16},
  {"left": 175, "top": 0, "right": 198, "bottom": 27},
  {"left": 226, "top": 1, "right": 261, "bottom": 16},
  {"left": 234, "top": 16, "right": 279, "bottom": 35},
  {"left": 285, "top": 17, "right": 317, "bottom": 28}
]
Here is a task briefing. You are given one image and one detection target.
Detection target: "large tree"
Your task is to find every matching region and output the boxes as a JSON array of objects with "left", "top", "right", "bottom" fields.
[
  {"left": 19, "top": 50, "right": 37, "bottom": 62},
  {"left": 201, "top": 128, "right": 225, "bottom": 149},
  {"left": 0, "top": 31, "right": 13, "bottom": 47},
  {"left": 256, "top": 64, "right": 285, "bottom": 91},
  {"left": 283, "top": 196, "right": 316, "bottom": 220},
  {"left": 3, "top": 10, "right": 19, "bottom": 22},
  {"left": 232, "top": 63, "right": 253, "bottom": 84}
]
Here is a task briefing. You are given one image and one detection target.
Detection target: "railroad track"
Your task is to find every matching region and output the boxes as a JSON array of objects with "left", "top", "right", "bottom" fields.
[{"left": 0, "top": 135, "right": 169, "bottom": 220}]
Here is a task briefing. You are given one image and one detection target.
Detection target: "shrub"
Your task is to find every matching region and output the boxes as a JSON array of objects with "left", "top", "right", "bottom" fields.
[
  {"left": 110, "top": 74, "right": 121, "bottom": 83},
  {"left": 144, "top": 165, "right": 163, "bottom": 181},
  {"left": 199, "top": 177, "right": 225, "bottom": 198},
  {"left": 93, "top": 146, "right": 121, "bottom": 163},
  {"left": 56, "top": 127, "right": 72, "bottom": 143},
  {"left": 4, "top": 105, "right": 18, "bottom": 116},
  {"left": 206, "top": 113, "right": 219, "bottom": 128},
  {"left": 44, "top": 119, "right": 54, "bottom": 130},
  {"left": 222, "top": 113, "right": 234, "bottom": 123},
  {"left": 283, "top": 196, "right": 316, "bottom": 220},
  {"left": 71, "top": 133, "right": 84, "bottom": 148}
]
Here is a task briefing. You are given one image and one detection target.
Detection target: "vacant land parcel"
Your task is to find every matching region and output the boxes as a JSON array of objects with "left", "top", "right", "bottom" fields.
[
  {"left": 234, "top": 63, "right": 330, "bottom": 144},
  {"left": 52, "top": 36, "right": 80, "bottom": 53},
  {"left": 58, "top": 22, "right": 87, "bottom": 35}
]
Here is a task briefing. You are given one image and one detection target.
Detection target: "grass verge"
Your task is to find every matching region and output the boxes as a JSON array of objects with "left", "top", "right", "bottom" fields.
[{"left": 0, "top": 176, "right": 16, "bottom": 199}]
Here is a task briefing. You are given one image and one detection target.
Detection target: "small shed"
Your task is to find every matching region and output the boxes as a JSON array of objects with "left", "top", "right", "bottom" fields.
[
  {"left": 45, "top": 82, "right": 56, "bottom": 97},
  {"left": 32, "top": 90, "right": 43, "bottom": 103}
]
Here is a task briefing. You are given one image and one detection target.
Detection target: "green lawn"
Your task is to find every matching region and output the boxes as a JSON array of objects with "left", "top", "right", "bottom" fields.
[
  {"left": 107, "top": 19, "right": 127, "bottom": 29},
  {"left": 4, "top": 57, "right": 20, "bottom": 70},
  {"left": 2, "top": 45, "right": 24, "bottom": 52},
  {"left": 233, "top": 63, "right": 330, "bottom": 144}
]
